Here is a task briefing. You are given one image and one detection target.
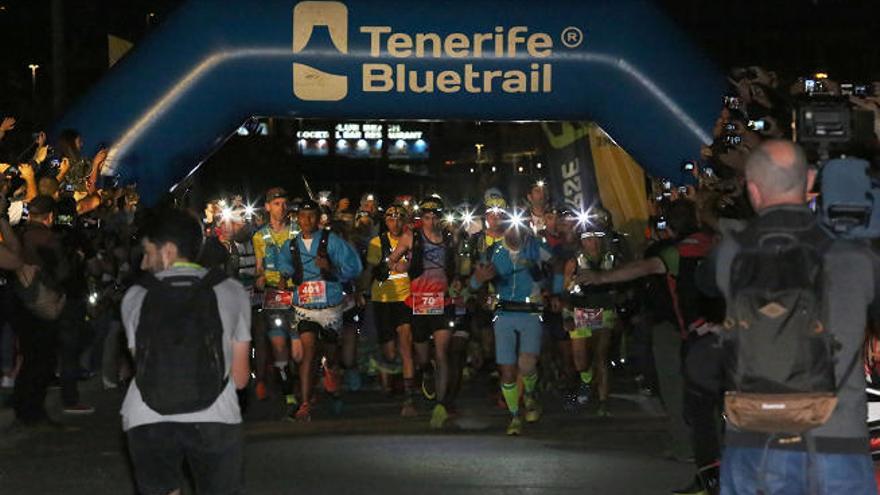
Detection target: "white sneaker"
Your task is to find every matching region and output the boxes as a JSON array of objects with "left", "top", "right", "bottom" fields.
[
  {"left": 1, "top": 376, "right": 14, "bottom": 389},
  {"left": 102, "top": 376, "right": 118, "bottom": 390}
]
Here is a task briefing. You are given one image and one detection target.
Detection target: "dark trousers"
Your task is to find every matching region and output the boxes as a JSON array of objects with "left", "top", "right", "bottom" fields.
[
  {"left": 12, "top": 310, "right": 58, "bottom": 423},
  {"left": 683, "top": 332, "right": 724, "bottom": 468},
  {"left": 58, "top": 299, "right": 87, "bottom": 406}
]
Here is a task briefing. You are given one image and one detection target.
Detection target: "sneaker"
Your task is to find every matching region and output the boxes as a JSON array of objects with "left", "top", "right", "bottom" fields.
[
  {"left": 323, "top": 367, "right": 340, "bottom": 395},
  {"left": 62, "top": 403, "right": 95, "bottom": 415},
  {"left": 1, "top": 376, "right": 14, "bottom": 389},
  {"left": 421, "top": 373, "right": 436, "bottom": 401},
  {"left": 506, "top": 415, "right": 523, "bottom": 436},
  {"left": 596, "top": 401, "right": 611, "bottom": 418},
  {"left": 255, "top": 381, "right": 268, "bottom": 401},
  {"left": 285, "top": 394, "right": 298, "bottom": 406},
  {"left": 400, "top": 398, "right": 417, "bottom": 417},
  {"left": 429, "top": 404, "right": 448, "bottom": 429},
  {"left": 524, "top": 397, "right": 542, "bottom": 423},
  {"left": 576, "top": 382, "right": 591, "bottom": 406},
  {"left": 287, "top": 402, "right": 311, "bottom": 422},
  {"left": 344, "top": 369, "right": 362, "bottom": 392}
]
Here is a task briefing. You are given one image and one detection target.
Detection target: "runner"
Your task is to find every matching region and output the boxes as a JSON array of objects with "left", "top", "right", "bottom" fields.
[
  {"left": 252, "top": 187, "right": 301, "bottom": 407},
  {"left": 387, "top": 196, "right": 458, "bottom": 429},
  {"left": 471, "top": 206, "right": 554, "bottom": 435},
  {"left": 563, "top": 208, "right": 620, "bottom": 416},
  {"left": 361, "top": 204, "right": 417, "bottom": 416},
  {"left": 287, "top": 199, "right": 363, "bottom": 422}
]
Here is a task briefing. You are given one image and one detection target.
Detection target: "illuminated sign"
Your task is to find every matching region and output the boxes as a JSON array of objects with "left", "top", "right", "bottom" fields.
[
  {"left": 296, "top": 122, "right": 427, "bottom": 159},
  {"left": 293, "top": 2, "right": 557, "bottom": 101}
]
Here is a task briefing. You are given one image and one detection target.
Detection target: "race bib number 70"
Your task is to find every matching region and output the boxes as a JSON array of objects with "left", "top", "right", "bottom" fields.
[{"left": 413, "top": 292, "right": 445, "bottom": 316}]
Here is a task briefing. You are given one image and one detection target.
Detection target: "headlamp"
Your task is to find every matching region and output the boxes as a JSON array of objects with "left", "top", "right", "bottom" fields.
[
  {"left": 88, "top": 292, "right": 99, "bottom": 306},
  {"left": 273, "top": 317, "right": 283, "bottom": 327},
  {"left": 505, "top": 208, "right": 527, "bottom": 231},
  {"left": 244, "top": 204, "right": 256, "bottom": 219},
  {"left": 444, "top": 213, "right": 456, "bottom": 224},
  {"left": 220, "top": 207, "right": 234, "bottom": 222}
]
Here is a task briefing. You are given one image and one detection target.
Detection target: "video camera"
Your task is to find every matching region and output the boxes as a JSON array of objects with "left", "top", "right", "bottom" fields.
[{"left": 819, "top": 158, "right": 880, "bottom": 239}]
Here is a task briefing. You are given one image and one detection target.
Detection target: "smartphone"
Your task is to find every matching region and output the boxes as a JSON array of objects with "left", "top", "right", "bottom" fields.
[
  {"left": 855, "top": 85, "right": 873, "bottom": 97},
  {"left": 656, "top": 218, "right": 667, "bottom": 230},
  {"left": 723, "top": 122, "right": 737, "bottom": 133},
  {"left": 681, "top": 161, "right": 696, "bottom": 173},
  {"left": 748, "top": 120, "right": 766, "bottom": 132},
  {"left": 723, "top": 134, "right": 743, "bottom": 147},
  {"left": 841, "top": 83, "right": 854, "bottom": 96}
]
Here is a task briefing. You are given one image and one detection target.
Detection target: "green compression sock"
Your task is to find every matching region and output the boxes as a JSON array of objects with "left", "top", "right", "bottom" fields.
[
  {"left": 523, "top": 371, "right": 538, "bottom": 396},
  {"left": 579, "top": 370, "right": 593, "bottom": 385},
  {"left": 501, "top": 382, "right": 520, "bottom": 416}
]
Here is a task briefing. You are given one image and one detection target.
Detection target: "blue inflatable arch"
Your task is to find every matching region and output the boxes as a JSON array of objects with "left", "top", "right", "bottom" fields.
[{"left": 53, "top": 0, "right": 725, "bottom": 203}]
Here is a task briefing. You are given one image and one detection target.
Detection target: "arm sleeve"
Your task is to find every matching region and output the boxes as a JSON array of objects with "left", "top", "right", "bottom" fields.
[{"left": 330, "top": 233, "right": 364, "bottom": 283}]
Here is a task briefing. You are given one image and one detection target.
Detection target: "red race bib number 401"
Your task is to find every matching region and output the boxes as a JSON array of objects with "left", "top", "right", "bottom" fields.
[
  {"left": 413, "top": 292, "right": 445, "bottom": 316},
  {"left": 298, "top": 281, "right": 328, "bottom": 305}
]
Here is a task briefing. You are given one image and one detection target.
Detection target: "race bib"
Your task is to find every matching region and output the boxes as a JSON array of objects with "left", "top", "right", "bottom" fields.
[
  {"left": 413, "top": 292, "right": 445, "bottom": 316},
  {"left": 574, "top": 308, "right": 604, "bottom": 330},
  {"left": 298, "top": 280, "right": 328, "bottom": 306},
  {"left": 263, "top": 289, "right": 293, "bottom": 310}
]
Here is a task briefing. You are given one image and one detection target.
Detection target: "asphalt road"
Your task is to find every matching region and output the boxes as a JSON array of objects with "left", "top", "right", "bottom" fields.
[{"left": 0, "top": 374, "right": 691, "bottom": 494}]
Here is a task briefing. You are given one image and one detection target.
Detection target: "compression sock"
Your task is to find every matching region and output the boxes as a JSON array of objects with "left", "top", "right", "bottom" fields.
[
  {"left": 523, "top": 371, "right": 538, "bottom": 397},
  {"left": 501, "top": 382, "right": 520, "bottom": 416},
  {"left": 580, "top": 370, "right": 593, "bottom": 385}
]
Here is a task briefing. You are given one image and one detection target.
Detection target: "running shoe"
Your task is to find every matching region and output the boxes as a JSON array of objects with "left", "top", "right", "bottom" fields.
[
  {"left": 429, "top": 404, "right": 448, "bottom": 429},
  {"left": 596, "top": 400, "right": 611, "bottom": 418},
  {"left": 344, "top": 368, "right": 362, "bottom": 392},
  {"left": 524, "top": 396, "right": 542, "bottom": 423},
  {"left": 285, "top": 393, "right": 298, "bottom": 406},
  {"left": 421, "top": 373, "right": 436, "bottom": 401},
  {"left": 255, "top": 381, "right": 268, "bottom": 401},
  {"left": 400, "top": 398, "right": 418, "bottom": 417},
  {"left": 290, "top": 402, "right": 311, "bottom": 422},
  {"left": 506, "top": 415, "right": 523, "bottom": 436}
]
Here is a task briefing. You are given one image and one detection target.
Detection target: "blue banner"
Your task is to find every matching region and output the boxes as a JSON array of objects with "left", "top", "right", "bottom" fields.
[{"left": 52, "top": 0, "right": 726, "bottom": 204}]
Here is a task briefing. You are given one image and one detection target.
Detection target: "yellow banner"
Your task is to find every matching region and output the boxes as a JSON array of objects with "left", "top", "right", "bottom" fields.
[{"left": 588, "top": 124, "right": 650, "bottom": 255}]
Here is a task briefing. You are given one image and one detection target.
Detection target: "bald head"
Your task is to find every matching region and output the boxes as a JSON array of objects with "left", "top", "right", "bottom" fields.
[{"left": 744, "top": 140, "right": 809, "bottom": 210}]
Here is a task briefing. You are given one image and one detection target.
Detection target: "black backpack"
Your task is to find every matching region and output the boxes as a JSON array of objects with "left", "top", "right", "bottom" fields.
[
  {"left": 291, "top": 229, "right": 333, "bottom": 285},
  {"left": 722, "top": 223, "right": 851, "bottom": 434},
  {"left": 135, "top": 268, "right": 228, "bottom": 415}
]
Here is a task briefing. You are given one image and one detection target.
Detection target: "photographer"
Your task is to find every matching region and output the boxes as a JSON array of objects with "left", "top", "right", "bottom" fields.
[
  {"left": 10, "top": 195, "right": 70, "bottom": 427},
  {"left": 704, "top": 140, "right": 879, "bottom": 494},
  {"left": 55, "top": 129, "right": 107, "bottom": 197}
]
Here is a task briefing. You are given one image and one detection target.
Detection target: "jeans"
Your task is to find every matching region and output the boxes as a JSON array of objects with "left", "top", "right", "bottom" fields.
[{"left": 721, "top": 446, "right": 877, "bottom": 495}]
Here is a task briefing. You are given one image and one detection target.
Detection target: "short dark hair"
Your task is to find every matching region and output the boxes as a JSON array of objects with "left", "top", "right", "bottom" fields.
[
  {"left": 140, "top": 208, "right": 204, "bottom": 261},
  {"left": 666, "top": 199, "right": 698, "bottom": 237}
]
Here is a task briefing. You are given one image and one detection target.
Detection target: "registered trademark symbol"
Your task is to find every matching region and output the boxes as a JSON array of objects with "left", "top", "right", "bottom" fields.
[{"left": 561, "top": 27, "right": 584, "bottom": 48}]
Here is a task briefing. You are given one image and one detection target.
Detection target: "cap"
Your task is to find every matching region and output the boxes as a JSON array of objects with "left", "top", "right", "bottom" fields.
[
  {"left": 419, "top": 197, "right": 445, "bottom": 213},
  {"left": 28, "top": 195, "right": 55, "bottom": 216},
  {"left": 384, "top": 204, "right": 406, "bottom": 218},
  {"left": 265, "top": 187, "right": 288, "bottom": 202},
  {"left": 483, "top": 188, "right": 508, "bottom": 211},
  {"left": 298, "top": 199, "right": 319, "bottom": 211}
]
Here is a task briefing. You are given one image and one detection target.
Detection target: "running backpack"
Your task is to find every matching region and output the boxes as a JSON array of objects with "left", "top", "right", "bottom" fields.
[
  {"left": 372, "top": 232, "right": 393, "bottom": 282},
  {"left": 722, "top": 223, "right": 851, "bottom": 434},
  {"left": 408, "top": 229, "right": 456, "bottom": 282},
  {"left": 135, "top": 269, "right": 228, "bottom": 415},
  {"left": 291, "top": 229, "right": 333, "bottom": 285}
]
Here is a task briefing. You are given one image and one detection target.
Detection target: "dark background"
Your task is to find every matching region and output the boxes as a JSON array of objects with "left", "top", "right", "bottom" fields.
[{"left": 1, "top": 0, "right": 877, "bottom": 203}]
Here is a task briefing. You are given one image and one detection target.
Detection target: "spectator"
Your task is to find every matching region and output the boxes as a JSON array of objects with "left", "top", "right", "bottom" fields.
[
  {"left": 10, "top": 195, "right": 70, "bottom": 428},
  {"left": 121, "top": 208, "right": 251, "bottom": 495},
  {"left": 706, "top": 140, "right": 879, "bottom": 494}
]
